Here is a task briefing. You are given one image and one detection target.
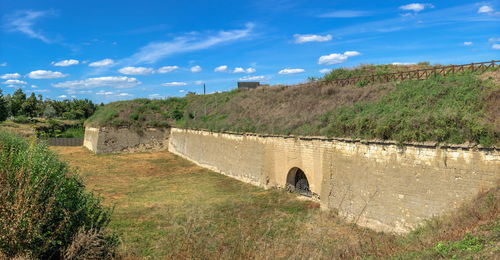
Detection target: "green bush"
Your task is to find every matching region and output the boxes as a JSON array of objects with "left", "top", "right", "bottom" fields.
[
  {"left": 434, "top": 233, "right": 484, "bottom": 257},
  {"left": 12, "top": 115, "right": 32, "bottom": 124},
  {"left": 0, "top": 131, "right": 117, "bottom": 259},
  {"left": 59, "top": 126, "right": 85, "bottom": 138}
]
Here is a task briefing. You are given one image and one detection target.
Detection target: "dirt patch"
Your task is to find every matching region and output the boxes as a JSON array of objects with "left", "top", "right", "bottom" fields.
[
  {"left": 479, "top": 70, "right": 500, "bottom": 85},
  {"left": 484, "top": 89, "right": 500, "bottom": 132}
]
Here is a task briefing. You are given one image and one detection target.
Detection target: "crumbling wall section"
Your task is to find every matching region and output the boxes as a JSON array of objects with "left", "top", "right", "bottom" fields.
[{"left": 84, "top": 126, "right": 169, "bottom": 154}]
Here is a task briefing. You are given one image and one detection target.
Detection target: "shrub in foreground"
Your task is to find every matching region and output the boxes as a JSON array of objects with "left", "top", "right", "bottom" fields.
[{"left": 0, "top": 131, "right": 117, "bottom": 259}]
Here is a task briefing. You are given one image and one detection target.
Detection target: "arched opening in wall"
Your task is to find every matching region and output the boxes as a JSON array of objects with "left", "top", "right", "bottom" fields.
[{"left": 286, "top": 167, "right": 311, "bottom": 197}]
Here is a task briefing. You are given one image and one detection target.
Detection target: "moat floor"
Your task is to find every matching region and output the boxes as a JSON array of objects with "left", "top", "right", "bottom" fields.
[{"left": 51, "top": 147, "right": 499, "bottom": 259}]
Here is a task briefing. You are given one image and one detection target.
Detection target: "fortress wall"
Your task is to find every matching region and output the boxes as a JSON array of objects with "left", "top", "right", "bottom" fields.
[
  {"left": 83, "top": 126, "right": 169, "bottom": 154},
  {"left": 168, "top": 127, "right": 499, "bottom": 233}
]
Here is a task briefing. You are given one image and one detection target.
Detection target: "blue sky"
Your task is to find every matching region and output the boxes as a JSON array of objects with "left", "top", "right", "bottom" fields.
[{"left": 0, "top": 0, "right": 499, "bottom": 103}]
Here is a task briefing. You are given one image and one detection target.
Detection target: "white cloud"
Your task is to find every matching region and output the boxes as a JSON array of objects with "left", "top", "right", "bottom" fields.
[
  {"left": 392, "top": 62, "right": 416, "bottom": 65},
  {"left": 28, "top": 70, "right": 67, "bottom": 79},
  {"left": 318, "top": 10, "right": 370, "bottom": 18},
  {"left": 278, "top": 68, "right": 305, "bottom": 75},
  {"left": 118, "top": 66, "right": 155, "bottom": 75},
  {"left": 88, "top": 58, "right": 114, "bottom": 67},
  {"left": 52, "top": 59, "right": 79, "bottom": 67},
  {"left": 149, "top": 93, "right": 163, "bottom": 99},
  {"left": 216, "top": 65, "right": 255, "bottom": 73},
  {"left": 190, "top": 65, "right": 202, "bottom": 73},
  {"left": 0, "top": 63, "right": 8, "bottom": 67},
  {"left": 319, "top": 54, "right": 347, "bottom": 65},
  {"left": 490, "top": 38, "right": 500, "bottom": 49},
  {"left": 463, "top": 41, "right": 473, "bottom": 46},
  {"left": 239, "top": 75, "right": 265, "bottom": 81},
  {"left": 233, "top": 67, "right": 246, "bottom": 73},
  {"left": 162, "top": 81, "right": 187, "bottom": 87},
  {"left": 478, "top": 5, "right": 494, "bottom": 14},
  {"left": 126, "top": 23, "right": 253, "bottom": 64},
  {"left": 58, "top": 95, "right": 67, "bottom": 98},
  {"left": 399, "top": 3, "right": 434, "bottom": 13},
  {"left": 320, "top": 69, "right": 331, "bottom": 74},
  {"left": 2, "top": 79, "right": 27, "bottom": 85},
  {"left": 214, "top": 65, "right": 228, "bottom": 72},
  {"left": 344, "top": 51, "right": 361, "bottom": 57},
  {"left": 96, "top": 91, "right": 114, "bottom": 95},
  {"left": 119, "top": 93, "right": 132, "bottom": 96},
  {"left": 5, "top": 10, "right": 53, "bottom": 43},
  {"left": 0, "top": 73, "right": 21, "bottom": 79},
  {"left": 294, "top": 34, "right": 332, "bottom": 43},
  {"left": 194, "top": 80, "right": 204, "bottom": 85},
  {"left": 318, "top": 51, "right": 361, "bottom": 65},
  {"left": 31, "top": 88, "right": 49, "bottom": 92},
  {"left": 157, "top": 66, "right": 179, "bottom": 73},
  {"left": 179, "top": 90, "right": 186, "bottom": 93},
  {"left": 246, "top": 67, "right": 256, "bottom": 73},
  {"left": 53, "top": 76, "right": 140, "bottom": 89}
]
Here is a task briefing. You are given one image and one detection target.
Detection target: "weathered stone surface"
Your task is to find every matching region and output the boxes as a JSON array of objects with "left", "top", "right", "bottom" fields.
[
  {"left": 84, "top": 127, "right": 169, "bottom": 154},
  {"left": 168, "top": 127, "right": 499, "bottom": 233}
]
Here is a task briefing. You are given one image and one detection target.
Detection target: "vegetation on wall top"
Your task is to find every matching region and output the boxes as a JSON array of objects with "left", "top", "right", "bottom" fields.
[{"left": 85, "top": 66, "right": 500, "bottom": 147}]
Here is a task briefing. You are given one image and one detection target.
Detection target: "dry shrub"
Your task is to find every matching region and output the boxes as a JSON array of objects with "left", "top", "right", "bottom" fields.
[
  {"left": 0, "top": 252, "right": 29, "bottom": 260},
  {"left": 63, "top": 228, "right": 115, "bottom": 260}
]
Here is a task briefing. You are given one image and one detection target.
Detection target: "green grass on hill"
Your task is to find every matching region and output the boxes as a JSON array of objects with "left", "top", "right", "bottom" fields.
[
  {"left": 315, "top": 62, "right": 436, "bottom": 82},
  {"left": 85, "top": 97, "right": 188, "bottom": 128},
  {"left": 86, "top": 69, "right": 500, "bottom": 146},
  {"left": 319, "top": 73, "right": 498, "bottom": 146}
]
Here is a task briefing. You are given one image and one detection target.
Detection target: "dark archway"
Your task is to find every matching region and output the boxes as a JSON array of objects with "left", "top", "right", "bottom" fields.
[{"left": 286, "top": 167, "right": 311, "bottom": 197}]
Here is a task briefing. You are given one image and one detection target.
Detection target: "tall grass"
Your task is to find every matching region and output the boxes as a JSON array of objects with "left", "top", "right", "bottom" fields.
[
  {"left": 0, "top": 131, "right": 117, "bottom": 259},
  {"left": 319, "top": 73, "right": 498, "bottom": 146}
]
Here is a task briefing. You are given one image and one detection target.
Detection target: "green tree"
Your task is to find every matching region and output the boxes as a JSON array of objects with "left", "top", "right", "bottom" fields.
[
  {"left": 0, "top": 90, "right": 8, "bottom": 122},
  {"left": 42, "top": 104, "right": 57, "bottom": 118},
  {"left": 10, "top": 89, "right": 26, "bottom": 116},
  {"left": 21, "top": 92, "right": 38, "bottom": 117}
]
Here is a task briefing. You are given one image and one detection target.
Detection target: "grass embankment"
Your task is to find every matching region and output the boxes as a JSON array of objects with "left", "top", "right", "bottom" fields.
[
  {"left": 53, "top": 146, "right": 499, "bottom": 259},
  {"left": 314, "top": 62, "right": 436, "bottom": 82},
  {"left": 86, "top": 69, "right": 500, "bottom": 147}
]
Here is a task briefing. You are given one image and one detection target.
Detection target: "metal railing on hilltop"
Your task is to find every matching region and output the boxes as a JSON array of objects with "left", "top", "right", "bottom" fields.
[{"left": 329, "top": 60, "right": 499, "bottom": 87}]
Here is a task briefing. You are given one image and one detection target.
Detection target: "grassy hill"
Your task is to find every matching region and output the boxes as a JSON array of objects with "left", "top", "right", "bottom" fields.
[{"left": 86, "top": 65, "right": 500, "bottom": 147}]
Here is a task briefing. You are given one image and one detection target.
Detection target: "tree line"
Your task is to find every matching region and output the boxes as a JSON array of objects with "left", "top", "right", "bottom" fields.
[{"left": 0, "top": 88, "right": 99, "bottom": 122}]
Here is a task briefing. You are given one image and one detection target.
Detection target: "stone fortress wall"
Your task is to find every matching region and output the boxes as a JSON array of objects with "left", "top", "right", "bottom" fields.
[
  {"left": 167, "top": 127, "right": 499, "bottom": 233},
  {"left": 83, "top": 126, "right": 499, "bottom": 233},
  {"left": 84, "top": 126, "right": 169, "bottom": 154}
]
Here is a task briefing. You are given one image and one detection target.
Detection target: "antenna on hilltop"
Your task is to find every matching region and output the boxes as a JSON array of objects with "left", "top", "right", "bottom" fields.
[{"left": 203, "top": 84, "right": 206, "bottom": 95}]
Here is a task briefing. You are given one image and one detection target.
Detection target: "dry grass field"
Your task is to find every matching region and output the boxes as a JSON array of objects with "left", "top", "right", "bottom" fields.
[{"left": 51, "top": 147, "right": 499, "bottom": 259}]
